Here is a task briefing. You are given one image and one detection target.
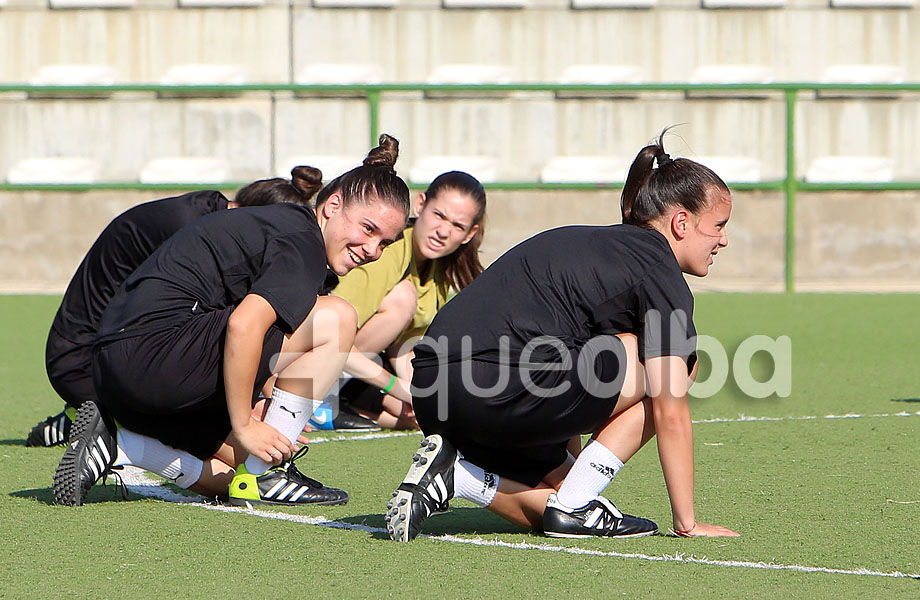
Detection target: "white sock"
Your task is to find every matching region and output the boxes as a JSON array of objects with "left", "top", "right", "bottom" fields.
[
  {"left": 555, "top": 440, "right": 624, "bottom": 509},
  {"left": 453, "top": 457, "right": 499, "bottom": 507},
  {"left": 244, "top": 387, "right": 317, "bottom": 475},
  {"left": 115, "top": 428, "right": 203, "bottom": 490}
]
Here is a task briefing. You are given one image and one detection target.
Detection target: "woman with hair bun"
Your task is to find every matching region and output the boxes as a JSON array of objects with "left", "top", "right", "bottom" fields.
[
  {"left": 54, "top": 134, "right": 410, "bottom": 508},
  {"left": 28, "top": 167, "right": 322, "bottom": 448},
  {"left": 386, "top": 130, "right": 740, "bottom": 542},
  {"left": 326, "top": 171, "right": 487, "bottom": 431}
]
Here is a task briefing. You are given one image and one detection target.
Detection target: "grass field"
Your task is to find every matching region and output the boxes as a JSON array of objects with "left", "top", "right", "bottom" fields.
[{"left": 1, "top": 294, "right": 918, "bottom": 599}]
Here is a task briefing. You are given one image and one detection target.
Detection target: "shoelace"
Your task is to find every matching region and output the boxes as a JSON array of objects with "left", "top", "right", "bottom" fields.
[
  {"left": 104, "top": 466, "right": 129, "bottom": 501},
  {"left": 283, "top": 446, "right": 325, "bottom": 489}
]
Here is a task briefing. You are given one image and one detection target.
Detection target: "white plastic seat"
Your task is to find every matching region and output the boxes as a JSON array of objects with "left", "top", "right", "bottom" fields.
[
  {"left": 295, "top": 64, "right": 385, "bottom": 85},
  {"left": 558, "top": 65, "right": 645, "bottom": 85},
  {"left": 540, "top": 156, "right": 630, "bottom": 184},
  {"left": 30, "top": 64, "right": 118, "bottom": 86},
  {"left": 159, "top": 64, "right": 249, "bottom": 86},
  {"left": 692, "top": 156, "right": 763, "bottom": 183},
  {"left": 50, "top": 0, "right": 134, "bottom": 7},
  {"left": 409, "top": 157, "right": 499, "bottom": 185},
  {"left": 443, "top": 0, "right": 526, "bottom": 7},
  {"left": 276, "top": 156, "right": 360, "bottom": 182},
  {"left": 701, "top": 0, "right": 786, "bottom": 7},
  {"left": 427, "top": 64, "right": 514, "bottom": 85},
  {"left": 313, "top": 0, "right": 397, "bottom": 6},
  {"left": 688, "top": 65, "right": 774, "bottom": 99},
  {"left": 830, "top": 0, "right": 915, "bottom": 6},
  {"left": 821, "top": 65, "right": 906, "bottom": 85},
  {"left": 571, "top": 0, "right": 655, "bottom": 7},
  {"left": 804, "top": 157, "right": 894, "bottom": 183},
  {"left": 179, "top": 0, "right": 264, "bottom": 5},
  {"left": 139, "top": 158, "right": 230, "bottom": 184},
  {"left": 6, "top": 158, "right": 101, "bottom": 185}
]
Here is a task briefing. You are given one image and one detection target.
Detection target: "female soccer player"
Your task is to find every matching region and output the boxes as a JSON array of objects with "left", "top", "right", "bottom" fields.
[
  {"left": 330, "top": 171, "right": 486, "bottom": 430},
  {"left": 386, "top": 132, "right": 740, "bottom": 541},
  {"left": 29, "top": 171, "right": 319, "bottom": 447},
  {"left": 53, "top": 134, "right": 410, "bottom": 507}
]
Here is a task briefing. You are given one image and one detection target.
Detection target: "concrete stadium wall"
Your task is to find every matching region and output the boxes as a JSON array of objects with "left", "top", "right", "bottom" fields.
[{"left": 2, "top": 189, "right": 919, "bottom": 294}]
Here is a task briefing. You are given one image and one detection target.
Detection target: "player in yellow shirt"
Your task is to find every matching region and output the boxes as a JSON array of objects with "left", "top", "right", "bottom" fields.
[{"left": 330, "top": 171, "right": 487, "bottom": 429}]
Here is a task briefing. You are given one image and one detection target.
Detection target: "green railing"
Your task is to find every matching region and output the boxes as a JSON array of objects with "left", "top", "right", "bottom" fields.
[{"left": 2, "top": 81, "right": 920, "bottom": 291}]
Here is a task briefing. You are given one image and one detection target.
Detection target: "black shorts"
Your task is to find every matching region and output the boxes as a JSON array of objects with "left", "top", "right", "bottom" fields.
[
  {"left": 412, "top": 338, "right": 625, "bottom": 488},
  {"left": 45, "top": 328, "right": 97, "bottom": 409},
  {"left": 93, "top": 307, "right": 285, "bottom": 459}
]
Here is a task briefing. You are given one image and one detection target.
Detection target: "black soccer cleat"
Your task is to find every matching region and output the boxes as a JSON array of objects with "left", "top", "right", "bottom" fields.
[
  {"left": 542, "top": 493, "right": 658, "bottom": 539},
  {"left": 385, "top": 435, "right": 456, "bottom": 542},
  {"left": 53, "top": 401, "right": 118, "bottom": 506},
  {"left": 228, "top": 446, "right": 349, "bottom": 507},
  {"left": 26, "top": 408, "right": 73, "bottom": 447}
]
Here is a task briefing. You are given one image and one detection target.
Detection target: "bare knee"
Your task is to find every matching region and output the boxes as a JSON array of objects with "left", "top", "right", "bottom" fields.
[
  {"left": 380, "top": 279, "right": 417, "bottom": 324},
  {"left": 314, "top": 295, "right": 358, "bottom": 338}
]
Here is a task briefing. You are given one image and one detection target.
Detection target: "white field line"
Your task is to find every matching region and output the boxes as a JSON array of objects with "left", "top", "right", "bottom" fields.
[
  {"left": 304, "top": 411, "right": 920, "bottom": 446},
  {"left": 120, "top": 467, "right": 919, "bottom": 581}
]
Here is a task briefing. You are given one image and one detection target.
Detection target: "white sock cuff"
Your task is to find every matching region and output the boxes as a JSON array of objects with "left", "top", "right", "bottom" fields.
[{"left": 453, "top": 458, "right": 499, "bottom": 507}]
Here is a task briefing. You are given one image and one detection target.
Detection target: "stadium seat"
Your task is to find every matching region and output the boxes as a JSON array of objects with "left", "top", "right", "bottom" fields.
[
  {"left": 6, "top": 158, "right": 101, "bottom": 184},
  {"left": 830, "top": 0, "right": 915, "bottom": 6},
  {"left": 570, "top": 0, "right": 655, "bottom": 7},
  {"left": 691, "top": 156, "right": 763, "bottom": 184},
  {"left": 817, "top": 64, "right": 906, "bottom": 99},
  {"left": 179, "top": 0, "right": 265, "bottom": 6},
  {"left": 30, "top": 64, "right": 118, "bottom": 86},
  {"left": 409, "top": 156, "right": 499, "bottom": 185},
  {"left": 427, "top": 64, "right": 514, "bottom": 85},
  {"left": 296, "top": 64, "right": 385, "bottom": 85},
  {"left": 276, "top": 155, "right": 360, "bottom": 182},
  {"left": 805, "top": 156, "right": 894, "bottom": 183},
  {"left": 701, "top": 0, "right": 786, "bottom": 7},
  {"left": 49, "top": 0, "right": 134, "bottom": 7},
  {"left": 159, "top": 64, "right": 249, "bottom": 86},
  {"left": 443, "top": 0, "right": 526, "bottom": 7},
  {"left": 555, "top": 65, "right": 645, "bottom": 98},
  {"left": 688, "top": 65, "right": 775, "bottom": 98},
  {"left": 539, "top": 156, "right": 630, "bottom": 184},
  {"left": 138, "top": 157, "right": 230, "bottom": 184},
  {"left": 313, "top": 0, "right": 397, "bottom": 6}
]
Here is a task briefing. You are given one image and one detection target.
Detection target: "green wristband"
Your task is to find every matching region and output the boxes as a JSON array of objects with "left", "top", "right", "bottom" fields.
[{"left": 382, "top": 373, "right": 397, "bottom": 394}]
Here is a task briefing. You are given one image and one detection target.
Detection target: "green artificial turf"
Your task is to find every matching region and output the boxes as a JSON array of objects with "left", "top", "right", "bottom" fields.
[{"left": 1, "top": 294, "right": 918, "bottom": 599}]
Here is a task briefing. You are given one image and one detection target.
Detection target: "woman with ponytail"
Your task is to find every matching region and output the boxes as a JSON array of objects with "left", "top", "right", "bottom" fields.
[
  {"left": 54, "top": 134, "right": 410, "bottom": 508},
  {"left": 29, "top": 167, "right": 322, "bottom": 448},
  {"left": 327, "top": 171, "right": 486, "bottom": 430},
  {"left": 386, "top": 130, "right": 740, "bottom": 543}
]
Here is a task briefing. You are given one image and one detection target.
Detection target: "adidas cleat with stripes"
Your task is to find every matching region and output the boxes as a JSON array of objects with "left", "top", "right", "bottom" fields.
[
  {"left": 542, "top": 493, "right": 658, "bottom": 539},
  {"left": 26, "top": 407, "right": 75, "bottom": 447},
  {"left": 228, "top": 452, "right": 349, "bottom": 507},
  {"left": 53, "top": 401, "right": 118, "bottom": 506},
  {"left": 385, "top": 434, "right": 456, "bottom": 542}
]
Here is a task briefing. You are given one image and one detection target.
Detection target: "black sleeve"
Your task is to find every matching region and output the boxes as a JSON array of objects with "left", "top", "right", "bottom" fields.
[
  {"left": 637, "top": 262, "right": 698, "bottom": 370},
  {"left": 250, "top": 233, "right": 327, "bottom": 334}
]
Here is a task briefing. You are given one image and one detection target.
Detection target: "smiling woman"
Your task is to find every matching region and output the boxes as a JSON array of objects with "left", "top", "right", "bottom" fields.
[
  {"left": 53, "top": 134, "right": 410, "bottom": 509},
  {"left": 328, "top": 172, "right": 487, "bottom": 431}
]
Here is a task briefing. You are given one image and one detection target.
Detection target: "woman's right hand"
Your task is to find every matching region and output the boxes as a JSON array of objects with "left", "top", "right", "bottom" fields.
[
  {"left": 676, "top": 521, "right": 740, "bottom": 538},
  {"left": 234, "top": 418, "right": 297, "bottom": 465}
]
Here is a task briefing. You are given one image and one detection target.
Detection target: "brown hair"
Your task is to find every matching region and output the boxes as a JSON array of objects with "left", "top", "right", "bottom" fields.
[
  {"left": 621, "top": 129, "right": 729, "bottom": 228},
  {"left": 314, "top": 133, "right": 410, "bottom": 223},
  {"left": 234, "top": 166, "right": 324, "bottom": 207},
  {"left": 422, "top": 171, "right": 487, "bottom": 291}
]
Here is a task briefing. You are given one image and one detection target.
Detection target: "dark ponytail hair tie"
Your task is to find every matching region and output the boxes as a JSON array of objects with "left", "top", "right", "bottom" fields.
[{"left": 657, "top": 153, "right": 672, "bottom": 168}]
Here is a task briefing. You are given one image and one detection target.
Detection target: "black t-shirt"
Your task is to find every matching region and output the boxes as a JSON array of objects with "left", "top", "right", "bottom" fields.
[
  {"left": 50, "top": 191, "right": 229, "bottom": 345},
  {"left": 415, "top": 224, "right": 697, "bottom": 369},
  {"left": 96, "top": 203, "right": 327, "bottom": 343}
]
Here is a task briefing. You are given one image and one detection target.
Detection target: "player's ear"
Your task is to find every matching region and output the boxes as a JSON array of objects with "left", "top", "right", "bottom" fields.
[
  {"left": 461, "top": 223, "right": 480, "bottom": 245},
  {"left": 322, "top": 193, "right": 344, "bottom": 218},
  {"left": 670, "top": 209, "right": 689, "bottom": 241},
  {"left": 414, "top": 192, "right": 427, "bottom": 216}
]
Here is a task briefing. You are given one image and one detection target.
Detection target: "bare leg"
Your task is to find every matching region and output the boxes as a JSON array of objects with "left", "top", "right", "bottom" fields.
[
  {"left": 189, "top": 458, "right": 235, "bottom": 497},
  {"left": 486, "top": 456, "right": 574, "bottom": 530},
  {"left": 354, "top": 279, "right": 416, "bottom": 355}
]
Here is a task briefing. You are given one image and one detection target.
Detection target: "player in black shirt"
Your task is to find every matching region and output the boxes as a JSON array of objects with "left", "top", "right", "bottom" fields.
[
  {"left": 52, "top": 135, "right": 411, "bottom": 507},
  {"left": 29, "top": 172, "right": 317, "bottom": 448},
  {"left": 387, "top": 131, "right": 740, "bottom": 541}
]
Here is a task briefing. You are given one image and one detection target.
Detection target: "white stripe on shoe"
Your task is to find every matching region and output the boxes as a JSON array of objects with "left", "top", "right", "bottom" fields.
[
  {"left": 95, "top": 438, "right": 111, "bottom": 464},
  {"left": 275, "top": 482, "right": 299, "bottom": 501},
  {"left": 264, "top": 480, "right": 287, "bottom": 499}
]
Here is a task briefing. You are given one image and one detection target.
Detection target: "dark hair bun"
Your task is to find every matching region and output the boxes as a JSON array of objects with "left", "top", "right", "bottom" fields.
[
  {"left": 290, "top": 165, "right": 323, "bottom": 199},
  {"left": 363, "top": 133, "right": 399, "bottom": 172}
]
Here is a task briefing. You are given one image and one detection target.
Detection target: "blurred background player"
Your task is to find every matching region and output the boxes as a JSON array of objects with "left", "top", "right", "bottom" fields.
[
  {"left": 326, "top": 171, "right": 487, "bottom": 431},
  {"left": 28, "top": 170, "right": 318, "bottom": 447},
  {"left": 52, "top": 135, "right": 409, "bottom": 507},
  {"left": 386, "top": 131, "right": 741, "bottom": 541}
]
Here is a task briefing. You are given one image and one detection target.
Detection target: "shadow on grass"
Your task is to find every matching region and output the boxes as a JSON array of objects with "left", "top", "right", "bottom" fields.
[
  {"left": 10, "top": 485, "right": 145, "bottom": 506},
  {"left": 892, "top": 398, "right": 920, "bottom": 403},
  {"left": 0, "top": 439, "right": 30, "bottom": 447},
  {"left": 343, "top": 506, "right": 531, "bottom": 540}
]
